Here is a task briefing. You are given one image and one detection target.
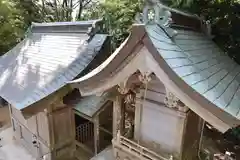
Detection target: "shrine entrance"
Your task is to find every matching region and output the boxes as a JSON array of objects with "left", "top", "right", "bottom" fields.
[
  {"left": 75, "top": 115, "right": 95, "bottom": 155},
  {"left": 73, "top": 94, "right": 113, "bottom": 160},
  {"left": 98, "top": 102, "right": 113, "bottom": 151}
]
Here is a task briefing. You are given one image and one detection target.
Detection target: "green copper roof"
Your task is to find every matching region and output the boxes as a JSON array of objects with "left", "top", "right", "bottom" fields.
[
  {"left": 0, "top": 20, "right": 107, "bottom": 110},
  {"left": 74, "top": 94, "right": 108, "bottom": 117},
  {"left": 146, "top": 24, "right": 240, "bottom": 120}
]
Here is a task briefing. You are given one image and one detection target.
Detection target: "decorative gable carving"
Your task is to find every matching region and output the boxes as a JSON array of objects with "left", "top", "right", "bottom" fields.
[
  {"left": 135, "top": 0, "right": 178, "bottom": 39},
  {"left": 136, "top": 0, "right": 172, "bottom": 27},
  {"left": 164, "top": 89, "right": 189, "bottom": 112}
]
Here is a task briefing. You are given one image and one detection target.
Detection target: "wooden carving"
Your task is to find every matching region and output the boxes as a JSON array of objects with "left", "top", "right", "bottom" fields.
[
  {"left": 135, "top": 0, "right": 178, "bottom": 39},
  {"left": 164, "top": 89, "right": 189, "bottom": 112},
  {"left": 118, "top": 79, "right": 130, "bottom": 95},
  {"left": 136, "top": 0, "right": 172, "bottom": 27},
  {"left": 138, "top": 72, "right": 152, "bottom": 84}
]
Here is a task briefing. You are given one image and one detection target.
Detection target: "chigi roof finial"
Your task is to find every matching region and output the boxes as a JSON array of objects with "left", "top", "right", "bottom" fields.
[
  {"left": 136, "top": 0, "right": 173, "bottom": 27},
  {"left": 135, "top": 0, "right": 178, "bottom": 39}
]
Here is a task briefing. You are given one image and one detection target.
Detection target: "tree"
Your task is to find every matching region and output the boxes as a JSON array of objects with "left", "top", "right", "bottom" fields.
[
  {"left": 0, "top": 0, "right": 95, "bottom": 54},
  {"left": 82, "top": 0, "right": 143, "bottom": 49},
  {"left": 40, "top": 0, "right": 74, "bottom": 21},
  {"left": 0, "top": 0, "right": 24, "bottom": 54},
  {"left": 170, "top": 0, "right": 240, "bottom": 64},
  {"left": 84, "top": 0, "right": 240, "bottom": 64},
  {"left": 15, "top": 0, "right": 43, "bottom": 27},
  {"left": 39, "top": 0, "right": 94, "bottom": 22},
  {"left": 75, "top": 0, "right": 93, "bottom": 20}
]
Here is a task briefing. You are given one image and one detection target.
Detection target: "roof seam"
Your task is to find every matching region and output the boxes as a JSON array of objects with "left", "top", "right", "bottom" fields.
[
  {"left": 31, "top": 37, "right": 104, "bottom": 100},
  {"left": 203, "top": 65, "right": 240, "bottom": 95},
  {"left": 171, "top": 55, "right": 223, "bottom": 69},
  {"left": 224, "top": 84, "right": 240, "bottom": 109},
  {"left": 213, "top": 71, "right": 240, "bottom": 104},
  {"left": 236, "top": 105, "right": 240, "bottom": 116},
  {"left": 181, "top": 60, "right": 226, "bottom": 78},
  {"left": 151, "top": 26, "right": 170, "bottom": 39},
  {"left": 201, "top": 64, "right": 238, "bottom": 95},
  {"left": 152, "top": 25, "right": 225, "bottom": 77},
  {"left": 182, "top": 45, "right": 218, "bottom": 52},
  {"left": 190, "top": 63, "right": 231, "bottom": 86},
  {"left": 149, "top": 34, "right": 175, "bottom": 45}
]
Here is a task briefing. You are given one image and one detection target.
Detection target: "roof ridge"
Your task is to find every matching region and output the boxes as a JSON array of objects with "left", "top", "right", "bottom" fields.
[
  {"left": 29, "top": 19, "right": 103, "bottom": 35},
  {"left": 31, "top": 19, "right": 102, "bottom": 28},
  {"left": 156, "top": 2, "right": 200, "bottom": 20}
]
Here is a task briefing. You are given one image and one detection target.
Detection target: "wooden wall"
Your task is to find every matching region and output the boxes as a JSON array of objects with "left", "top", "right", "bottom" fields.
[
  {"left": 10, "top": 105, "right": 50, "bottom": 158},
  {"left": 138, "top": 100, "right": 186, "bottom": 158},
  {"left": 48, "top": 105, "right": 75, "bottom": 160},
  {"left": 9, "top": 101, "right": 75, "bottom": 160},
  {"left": 133, "top": 76, "right": 194, "bottom": 159},
  {"left": 181, "top": 110, "right": 202, "bottom": 159}
]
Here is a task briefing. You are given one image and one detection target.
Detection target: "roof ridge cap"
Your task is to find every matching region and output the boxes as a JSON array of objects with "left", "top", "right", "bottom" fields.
[
  {"left": 29, "top": 19, "right": 103, "bottom": 34},
  {"left": 31, "top": 19, "right": 102, "bottom": 27}
]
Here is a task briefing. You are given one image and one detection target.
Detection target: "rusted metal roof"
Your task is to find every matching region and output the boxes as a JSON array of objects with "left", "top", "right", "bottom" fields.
[
  {"left": 146, "top": 24, "right": 240, "bottom": 121},
  {"left": 0, "top": 20, "right": 107, "bottom": 110}
]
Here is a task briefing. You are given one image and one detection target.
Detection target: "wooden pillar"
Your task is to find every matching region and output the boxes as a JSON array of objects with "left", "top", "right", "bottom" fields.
[
  {"left": 46, "top": 104, "right": 55, "bottom": 160},
  {"left": 8, "top": 104, "right": 14, "bottom": 130},
  {"left": 113, "top": 95, "right": 124, "bottom": 137},
  {"left": 134, "top": 91, "right": 143, "bottom": 141},
  {"left": 94, "top": 117, "right": 99, "bottom": 155}
]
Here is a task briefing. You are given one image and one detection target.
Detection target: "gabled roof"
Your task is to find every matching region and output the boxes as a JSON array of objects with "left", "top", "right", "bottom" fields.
[
  {"left": 147, "top": 24, "right": 240, "bottom": 120},
  {"left": 69, "top": 3, "right": 240, "bottom": 132},
  {"left": 0, "top": 19, "right": 107, "bottom": 110}
]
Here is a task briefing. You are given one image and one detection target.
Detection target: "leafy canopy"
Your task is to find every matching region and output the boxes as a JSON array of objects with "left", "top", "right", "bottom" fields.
[
  {"left": 1, "top": 0, "right": 240, "bottom": 64},
  {"left": 0, "top": 0, "right": 24, "bottom": 54},
  {"left": 84, "top": 0, "right": 240, "bottom": 63},
  {"left": 82, "top": 0, "right": 143, "bottom": 49}
]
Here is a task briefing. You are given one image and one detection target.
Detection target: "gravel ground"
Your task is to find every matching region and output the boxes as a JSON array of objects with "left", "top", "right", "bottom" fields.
[
  {"left": 0, "top": 128, "right": 36, "bottom": 160},
  {"left": 0, "top": 106, "right": 36, "bottom": 160}
]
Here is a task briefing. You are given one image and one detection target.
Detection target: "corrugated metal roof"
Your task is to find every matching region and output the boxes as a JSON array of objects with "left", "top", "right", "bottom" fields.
[
  {"left": 74, "top": 94, "right": 108, "bottom": 117},
  {"left": 0, "top": 20, "right": 107, "bottom": 110},
  {"left": 146, "top": 24, "right": 240, "bottom": 120}
]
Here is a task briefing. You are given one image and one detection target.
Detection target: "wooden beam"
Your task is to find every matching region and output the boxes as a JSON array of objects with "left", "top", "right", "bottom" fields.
[
  {"left": 94, "top": 117, "right": 99, "bottom": 155},
  {"left": 113, "top": 95, "right": 124, "bottom": 137}
]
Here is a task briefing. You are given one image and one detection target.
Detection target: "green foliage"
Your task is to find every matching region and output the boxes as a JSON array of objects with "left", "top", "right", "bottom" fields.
[
  {"left": 1, "top": 0, "right": 240, "bottom": 64},
  {"left": 82, "top": 0, "right": 143, "bottom": 49},
  {"left": 198, "top": 0, "right": 240, "bottom": 64},
  {"left": 15, "top": 0, "right": 43, "bottom": 27},
  {"left": 102, "top": 0, "right": 143, "bottom": 49},
  {"left": 0, "top": 0, "right": 93, "bottom": 54},
  {"left": 84, "top": 0, "right": 240, "bottom": 63},
  {"left": 0, "top": 0, "right": 25, "bottom": 54},
  {"left": 172, "top": 0, "right": 240, "bottom": 64}
]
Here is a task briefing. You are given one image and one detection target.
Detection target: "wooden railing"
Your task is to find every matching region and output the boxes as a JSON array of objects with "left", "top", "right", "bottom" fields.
[
  {"left": 76, "top": 121, "right": 94, "bottom": 144},
  {"left": 112, "top": 131, "right": 173, "bottom": 160}
]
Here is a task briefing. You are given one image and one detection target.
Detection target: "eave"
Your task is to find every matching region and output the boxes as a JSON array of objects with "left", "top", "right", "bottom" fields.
[{"left": 69, "top": 24, "right": 240, "bottom": 133}]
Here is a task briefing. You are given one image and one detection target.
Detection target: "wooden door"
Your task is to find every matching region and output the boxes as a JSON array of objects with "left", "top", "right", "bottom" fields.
[{"left": 49, "top": 106, "right": 75, "bottom": 160}]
